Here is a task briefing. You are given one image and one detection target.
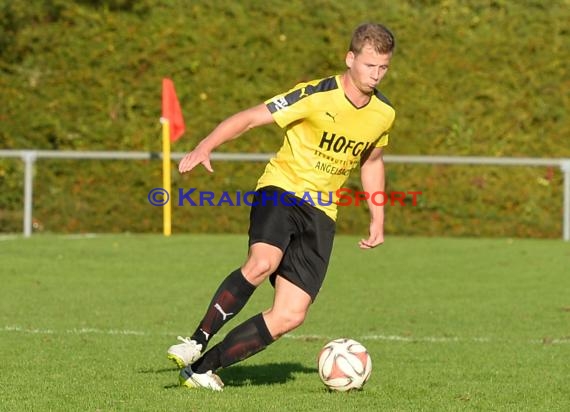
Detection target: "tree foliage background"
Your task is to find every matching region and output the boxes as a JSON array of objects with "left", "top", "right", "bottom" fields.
[{"left": 1, "top": 0, "right": 569, "bottom": 237}]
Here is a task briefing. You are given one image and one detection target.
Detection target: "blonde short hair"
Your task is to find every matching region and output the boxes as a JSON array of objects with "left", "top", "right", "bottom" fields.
[{"left": 349, "top": 23, "right": 395, "bottom": 55}]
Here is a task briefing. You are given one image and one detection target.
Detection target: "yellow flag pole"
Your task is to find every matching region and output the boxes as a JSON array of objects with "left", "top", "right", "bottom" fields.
[{"left": 161, "top": 118, "right": 172, "bottom": 236}]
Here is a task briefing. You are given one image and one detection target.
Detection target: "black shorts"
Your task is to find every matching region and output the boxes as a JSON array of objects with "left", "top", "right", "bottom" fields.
[{"left": 248, "top": 186, "right": 336, "bottom": 301}]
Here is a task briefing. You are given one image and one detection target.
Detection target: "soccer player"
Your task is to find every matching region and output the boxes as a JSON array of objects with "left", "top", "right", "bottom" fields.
[{"left": 169, "top": 22, "right": 396, "bottom": 391}]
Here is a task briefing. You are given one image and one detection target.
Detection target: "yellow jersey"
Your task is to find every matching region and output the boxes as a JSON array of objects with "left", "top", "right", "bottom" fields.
[{"left": 257, "top": 74, "right": 395, "bottom": 220}]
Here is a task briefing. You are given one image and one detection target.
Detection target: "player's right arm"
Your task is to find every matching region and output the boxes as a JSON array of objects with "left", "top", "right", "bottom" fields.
[{"left": 179, "top": 103, "right": 274, "bottom": 174}]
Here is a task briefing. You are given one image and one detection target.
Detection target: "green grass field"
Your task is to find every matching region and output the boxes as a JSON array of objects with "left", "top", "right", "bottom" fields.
[{"left": 1, "top": 234, "right": 569, "bottom": 411}]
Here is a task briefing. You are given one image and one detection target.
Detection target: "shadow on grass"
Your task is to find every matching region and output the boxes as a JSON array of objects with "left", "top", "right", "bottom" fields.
[
  {"left": 218, "top": 362, "right": 316, "bottom": 387},
  {"left": 139, "top": 367, "right": 178, "bottom": 374},
  {"left": 150, "top": 362, "right": 316, "bottom": 389}
]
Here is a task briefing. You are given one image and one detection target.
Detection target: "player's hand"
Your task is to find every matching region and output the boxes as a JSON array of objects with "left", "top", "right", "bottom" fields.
[
  {"left": 358, "top": 220, "right": 384, "bottom": 249},
  {"left": 178, "top": 146, "right": 214, "bottom": 174}
]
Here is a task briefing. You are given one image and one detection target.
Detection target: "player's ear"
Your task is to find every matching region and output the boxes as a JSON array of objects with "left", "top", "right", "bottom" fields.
[{"left": 345, "top": 51, "right": 355, "bottom": 69}]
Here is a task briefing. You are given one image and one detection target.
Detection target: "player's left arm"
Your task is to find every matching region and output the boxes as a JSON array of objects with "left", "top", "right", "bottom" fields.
[
  {"left": 358, "top": 146, "right": 385, "bottom": 249},
  {"left": 179, "top": 103, "right": 274, "bottom": 174}
]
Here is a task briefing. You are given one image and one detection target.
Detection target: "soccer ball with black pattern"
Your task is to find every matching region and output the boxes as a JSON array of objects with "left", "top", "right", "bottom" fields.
[{"left": 317, "top": 338, "right": 372, "bottom": 391}]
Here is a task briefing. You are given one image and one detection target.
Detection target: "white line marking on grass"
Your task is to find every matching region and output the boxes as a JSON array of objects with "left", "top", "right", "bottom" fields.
[
  {"left": 359, "top": 334, "right": 493, "bottom": 343},
  {"left": 1, "top": 326, "right": 146, "bottom": 336},
  {"left": 0, "top": 234, "right": 99, "bottom": 241},
  {"left": 285, "top": 334, "right": 493, "bottom": 343},
  {"left": 69, "top": 327, "right": 146, "bottom": 335},
  {"left": 60, "top": 234, "right": 98, "bottom": 240},
  {"left": 289, "top": 334, "right": 570, "bottom": 345},
  {"left": 2, "top": 326, "right": 56, "bottom": 334},
  {"left": 2, "top": 325, "right": 569, "bottom": 345},
  {"left": 0, "top": 235, "right": 20, "bottom": 241}
]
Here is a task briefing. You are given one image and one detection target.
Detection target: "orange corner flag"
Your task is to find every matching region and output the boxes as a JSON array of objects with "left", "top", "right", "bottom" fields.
[{"left": 161, "top": 78, "right": 185, "bottom": 142}]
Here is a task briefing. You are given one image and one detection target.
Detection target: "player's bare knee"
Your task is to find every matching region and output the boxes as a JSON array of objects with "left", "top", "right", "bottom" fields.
[
  {"left": 241, "top": 257, "right": 277, "bottom": 283},
  {"left": 264, "top": 308, "right": 306, "bottom": 337},
  {"left": 279, "top": 311, "right": 306, "bottom": 333},
  {"left": 289, "top": 313, "right": 306, "bottom": 330}
]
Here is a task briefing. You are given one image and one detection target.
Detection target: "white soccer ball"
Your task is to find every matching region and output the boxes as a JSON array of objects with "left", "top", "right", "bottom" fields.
[{"left": 317, "top": 338, "right": 372, "bottom": 391}]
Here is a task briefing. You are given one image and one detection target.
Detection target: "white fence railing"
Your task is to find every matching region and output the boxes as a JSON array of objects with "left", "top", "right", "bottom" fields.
[{"left": 1, "top": 150, "right": 569, "bottom": 241}]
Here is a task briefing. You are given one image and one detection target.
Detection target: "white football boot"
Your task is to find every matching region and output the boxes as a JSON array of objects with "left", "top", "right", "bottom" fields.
[
  {"left": 179, "top": 367, "right": 224, "bottom": 391},
  {"left": 167, "top": 336, "right": 203, "bottom": 368}
]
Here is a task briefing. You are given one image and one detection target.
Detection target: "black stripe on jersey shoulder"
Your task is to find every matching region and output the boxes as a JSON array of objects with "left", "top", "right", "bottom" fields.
[
  {"left": 267, "top": 76, "right": 339, "bottom": 113},
  {"left": 373, "top": 89, "right": 393, "bottom": 108}
]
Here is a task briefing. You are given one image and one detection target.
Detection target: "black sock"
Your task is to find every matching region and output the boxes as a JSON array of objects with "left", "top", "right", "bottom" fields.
[
  {"left": 190, "top": 269, "right": 256, "bottom": 350},
  {"left": 192, "top": 313, "right": 274, "bottom": 374}
]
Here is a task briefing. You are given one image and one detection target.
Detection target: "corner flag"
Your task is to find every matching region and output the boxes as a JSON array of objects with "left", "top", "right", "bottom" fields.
[
  {"left": 160, "top": 78, "right": 185, "bottom": 236},
  {"left": 162, "top": 78, "right": 186, "bottom": 142}
]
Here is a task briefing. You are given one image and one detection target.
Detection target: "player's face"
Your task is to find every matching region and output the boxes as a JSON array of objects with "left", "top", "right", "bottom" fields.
[{"left": 345, "top": 45, "right": 392, "bottom": 95}]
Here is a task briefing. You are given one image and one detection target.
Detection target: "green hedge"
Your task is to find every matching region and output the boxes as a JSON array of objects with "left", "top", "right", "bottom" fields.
[{"left": 1, "top": 0, "right": 569, "bottom": 237}]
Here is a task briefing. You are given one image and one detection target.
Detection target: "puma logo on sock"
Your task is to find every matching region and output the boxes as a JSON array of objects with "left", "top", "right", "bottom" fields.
[
  {"left": 214, "top": 303, "right": 234, "bottom": 321},
  {"left": 200, "top": 329, "right": 210, "bottom": 341}
]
